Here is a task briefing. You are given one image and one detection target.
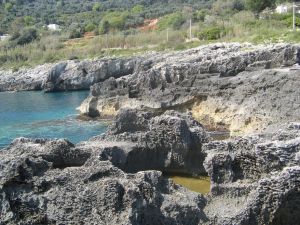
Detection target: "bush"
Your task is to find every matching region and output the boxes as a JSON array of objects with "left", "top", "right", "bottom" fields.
[
  {"left": 10, "top": 28, "right": 38, "bottom": 46},
  {"left": 102, "top": 12, "right": 129, "bottom": 31},
  {"left": 85, "top": 23, "right": 96, "bottom": 32},
  {"left": 245, "top": 0, "right": 274, "bottom": 13},
  {"left": 69, "top": 55, "right": 79, "bottom": 60},
  {"left": 198, "top": 26, "right": 225, "bottom": 40},
  {"left": 158, "top": 12, "right": 185, "bottom": 30},
  {"left": 282, "top": 15, "right": 300, "bottom": 28},
  {"left": 69, "top": 29, "right": 82, "bottom": 39},
  {"left": 99, "top": 21, "right": 110, "bottom": 34}
]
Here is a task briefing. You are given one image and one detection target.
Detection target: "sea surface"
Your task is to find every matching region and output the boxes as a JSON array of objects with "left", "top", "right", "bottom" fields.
[{"left": 0, "top": 91, "right": 107, "bottom": 149}]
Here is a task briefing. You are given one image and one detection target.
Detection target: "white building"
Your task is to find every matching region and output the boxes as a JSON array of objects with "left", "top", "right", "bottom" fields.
[
  {"left": 276, "top": 4, "right": 289, "bottom": 14},
  {"left": 47, "top": 24, "right": 61, "bottom": 31},
  {"left": 0, "top": 34, "right": 10, "bottom": 41}
]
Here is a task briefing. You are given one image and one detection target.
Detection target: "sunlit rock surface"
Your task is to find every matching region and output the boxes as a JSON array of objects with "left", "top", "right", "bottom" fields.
[{"left": 78, "top": 43, "right": 300, "bottom": 135}]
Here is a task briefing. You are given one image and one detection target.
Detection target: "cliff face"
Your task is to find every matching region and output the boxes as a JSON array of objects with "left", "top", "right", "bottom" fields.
[
  {"left": 78, "top": 43, "right": 300, "bottom": 135},
  {"left": 0, "top": 57, "right": 142, "bottom": 92}
]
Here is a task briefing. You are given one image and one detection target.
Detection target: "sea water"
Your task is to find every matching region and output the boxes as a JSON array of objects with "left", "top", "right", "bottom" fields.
[{"left": 0, "top": 91, "right": 107, "bottom": 149}]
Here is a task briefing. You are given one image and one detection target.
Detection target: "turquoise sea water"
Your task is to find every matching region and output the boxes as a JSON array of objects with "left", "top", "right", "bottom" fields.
[{"left": 0, "top": 91, "right": 107, "bottom": 149}]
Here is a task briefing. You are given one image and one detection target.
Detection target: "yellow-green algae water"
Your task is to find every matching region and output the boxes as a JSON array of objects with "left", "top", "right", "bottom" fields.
[{"left": 168, "top": 175, "right": 211, "bottom": 194}]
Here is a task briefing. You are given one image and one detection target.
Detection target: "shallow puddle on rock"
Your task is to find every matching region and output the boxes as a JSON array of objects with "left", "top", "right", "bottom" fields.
[
  {"left": 167, "top": 175, "right": 210, "bottom": 194},
  {"left": 208, "top": 131, "right": 231, "bottom": 141}
]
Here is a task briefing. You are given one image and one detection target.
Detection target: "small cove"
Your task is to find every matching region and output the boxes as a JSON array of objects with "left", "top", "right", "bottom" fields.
[{"left": 0, "top": 91, "right": 107, "bottom": 149}]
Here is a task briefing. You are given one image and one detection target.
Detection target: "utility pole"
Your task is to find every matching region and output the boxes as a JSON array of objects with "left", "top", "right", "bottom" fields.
[
  {"left": 189, "top": 19, "right": 192, "bottom": 40},
  {"left": 293, "top": 2, "right": 296, "bottom": 31}
]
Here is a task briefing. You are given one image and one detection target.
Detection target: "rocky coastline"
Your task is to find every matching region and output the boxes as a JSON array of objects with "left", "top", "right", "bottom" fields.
[{"left": 0, "top": 43, "right": 300, "bottom": 225}]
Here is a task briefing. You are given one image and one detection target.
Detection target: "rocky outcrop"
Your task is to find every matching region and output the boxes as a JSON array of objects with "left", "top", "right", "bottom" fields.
[
  {"left": 0, "top": 138, "right": 207, "bottom": 225},
  {"left": 0, "top": 57, "right": 142, "bottom": 92},
  {"left": 78, "top": 43, "right": 300, "bottom": 135},
  {"left": 203, "top": 123, "right": 300, "bottom": 225},
  {"left": 43, "top": 57, "right": 142, "bottom": 92},
  {"left": 79, "top": 109, "right": 209, "bottom": 175},
  {"left": 0, "top": 64, "right": 53, "bottom": 92},
  {"left": 0, "top": 111, "right": 210, "bottom": 225},
  {"left": 1, "top": 111, "right": 299, "bottom": 224},
  {"left": 1, "top": 42, "right": 300, "bottom": 225}
]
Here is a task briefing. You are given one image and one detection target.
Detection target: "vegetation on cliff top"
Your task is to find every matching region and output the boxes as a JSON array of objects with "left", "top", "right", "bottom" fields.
[{"left": 0, "top": 0, "right": 300, "bottom": 70}]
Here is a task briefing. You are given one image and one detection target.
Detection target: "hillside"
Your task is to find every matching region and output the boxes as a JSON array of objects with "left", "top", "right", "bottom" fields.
[
  {"left": 0, "top": 0, "right": 212, "bottom": 33},
  {"left": 1, "top": 0, "right": 300, "bottom": 70}
]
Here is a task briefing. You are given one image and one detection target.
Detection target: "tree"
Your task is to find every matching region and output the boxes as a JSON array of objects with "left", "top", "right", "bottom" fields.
[
  {"left": 101, "top": 11, "right": 128, "bottom": 31},
  {"left": 4, "top": 2, "right": 13, "bottom": 11},
  {"left": 213, "top": 0, "right": 244, "bottom": 16},
  {"left": 131, "top": 5, "right": 144, "bottom": 14},
  {"left": 24, "top": 16, "right": 35, "bottom": 27},
  {"left": 193, "top": 9, "right": 208, "bottom": 22},
  {"left": 246, "top": 0, "right": 275, "bottom": 13}
]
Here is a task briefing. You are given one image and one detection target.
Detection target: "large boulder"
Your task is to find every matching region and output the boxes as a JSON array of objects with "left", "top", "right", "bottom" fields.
[{"left": 79, "top": 109, "right": 209, "bottom": 175}]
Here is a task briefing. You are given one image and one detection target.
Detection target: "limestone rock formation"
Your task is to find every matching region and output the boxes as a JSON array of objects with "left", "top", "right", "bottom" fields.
[
  {"left": 78, "top": 43, "right": 300, "bottom": 135},
  {"left": 0, "top": 56, "right": 142, "bottom": 92},
  {"left": 203, "top": 123, "right": 300, "bottom": 225},
  {"left": 79, "top": 109, "right": 209, "bottom": 175},
  {"left": 0, "top": 64, "right": 53, "bottom": 92},
  {"left": 1, "top": 43, "right": 300, "bottom": 225},
  {"left": 0, "top": 117, "right": 299, "bottom": 224},
  {"left": 43, "top": 57, "right": 142, "bottom": 92},
  {"left": 0, "top": 110, "right": 210, "bottom": 225}
]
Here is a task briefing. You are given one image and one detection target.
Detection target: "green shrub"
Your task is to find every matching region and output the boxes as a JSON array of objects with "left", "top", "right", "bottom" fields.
[
  {"left": 10, "top": 28, "right": 39, "bottom": 46},
  {"left": 92, "top": 3, "right": 103, "bottom": 12},
  {"left": 282, "top": 16, "right": 300, "bottom": 28},
  {"left": 69, "top": 29, "right": 82, "bottom": 39},
  {"left": 198, "top": 26, "right": 225, "bottom": 40},
  {"left": 85, "top": 23, "right": 96, "bottom": 32},
  {"left": 99, "top": 21, "right": 110, "bottom": 34},
  {"left": 4, "top": 2, "right": 13, "bottom": 11},
  {"left": 157, "top": 12, "right": 185, "bottom": 30}
]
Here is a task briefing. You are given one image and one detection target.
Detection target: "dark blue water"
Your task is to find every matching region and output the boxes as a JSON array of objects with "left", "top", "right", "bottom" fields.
[{"left": 0, "top": 91, "right": 107, "bottom": 149}]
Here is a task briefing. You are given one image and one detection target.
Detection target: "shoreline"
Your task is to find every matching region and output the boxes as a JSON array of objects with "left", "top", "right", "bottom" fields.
[{"left": 0, "top": 43, "right": 299, "bottom": 224}]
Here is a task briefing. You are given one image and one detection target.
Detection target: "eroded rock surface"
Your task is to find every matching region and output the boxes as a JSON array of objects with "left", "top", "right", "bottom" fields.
[
  {"left": 203, "top": 123, "right": 300, "bottom": 225},
  {"left": 0, "top": 64, "right": 52, "bottom": 92},
  {"left": 0, "top": 56, "right": 142, "bottom": 92},
  {"left": 79, "top": 109, "right": 209, "bottom": 175},
  {"left": 43, "top": 57, "right": 142, "bottom": 92},
  {"left": 0, "top": 111, "right": 210, "bottom": 225},
  {"left": 0, "top": 114, "right": 299, "bottom": 224},
  {"left": 78, "top": 43, "right": 300, "bottom": 134},
  {"left": 1, "top": 43, "right": 299, "bottom": 225}
]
